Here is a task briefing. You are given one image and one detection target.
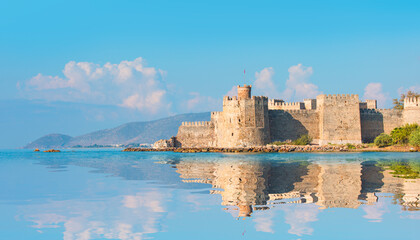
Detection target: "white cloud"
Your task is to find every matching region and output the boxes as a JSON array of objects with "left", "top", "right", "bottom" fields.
[
  {"left": 397, "top": 85, "right": 420, "bottom": 95},
  {"left": 225, "top": 85, "right": 237, "bottom": 97},
  {"left": 21, "top": 57, "right": 170, "bottom": 115},
  {"left": 122, "top": 192, "right": 166, "bottom": 212},
  {"left": 363, "top": 82, "right": 388, "bottom": 108},
  {"left": 250, "top": 64, "right": 320, "bottom": 101},
  {"left": 253, "top": 211, "right": 275, "bottom": 233},
  {"left": 22, "top": 189, "right": 170, "bottom": 240},
  {"left": 282, "top": 64, "right": 320, "bottom": 101},
  {"left": 283, "top": 204, "right": 319, "bottom": 236},
  {"left": 254, "top": 67, "right": 279, "bottom": 98},
  {"left": 362, "top": 201, "right": 388, "bottom": 223}
]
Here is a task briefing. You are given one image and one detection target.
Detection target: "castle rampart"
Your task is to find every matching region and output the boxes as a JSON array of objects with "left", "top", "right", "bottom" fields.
[
  {"left": 268, "top": 101, "right": 305, "bottom": 110},
  {"left": 170, "top": 85, "right": 420, "bottom": 147},
  {"left": 176, "top": 122, "right": 216, "bottom": 148},
  {"left": 269, "top": 109, "right": 319, "bottom": 142},
  {"left": 317, "top": 94, "right": 362, "bottom": 145}
]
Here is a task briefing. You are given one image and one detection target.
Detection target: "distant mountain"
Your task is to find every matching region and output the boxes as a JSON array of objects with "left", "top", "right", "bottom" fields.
[
  {"left": 24, "top": 112, "right": 210, "bottom": 149},
  {"left": 25, "top": 133, "right": 73, "bottom": 149}
]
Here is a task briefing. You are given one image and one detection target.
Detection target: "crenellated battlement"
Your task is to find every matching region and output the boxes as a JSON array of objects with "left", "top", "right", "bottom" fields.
[
  {"left": 251, "top": 96, "right": 268, "bottom": 100},
  {"left": 268, "top": 101, "right": 302, "bottom": 107},
  {"left": 223, "top": 95, "right": 268, "bottom": 102},
  {"left": 404, "top": 97, "right": 420, "bottom": 109},
  {"left": 223, "top": 96, "right": 238, "bottom": 101},
  {"left": 268, "top": 100, "right": 305, "bottom": 110},
  {"left": 318, "top": 94, "right": 359, "bottom": 100},
  {"left": 269, "top": 109, "right": 315, "bottom": 114},
  {"left": 181, "top": 121, "right": 213, "bottom": 127}
]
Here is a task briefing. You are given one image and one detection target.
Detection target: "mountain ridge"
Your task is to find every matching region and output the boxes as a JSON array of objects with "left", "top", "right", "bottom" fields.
[{"left": 24, "top": 112, "right": 210, "bottom": 149}]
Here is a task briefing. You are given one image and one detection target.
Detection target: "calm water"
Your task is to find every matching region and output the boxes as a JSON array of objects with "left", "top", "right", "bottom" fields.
[{"left": 0, "top": 150, "right": 419, "bottom": 240}]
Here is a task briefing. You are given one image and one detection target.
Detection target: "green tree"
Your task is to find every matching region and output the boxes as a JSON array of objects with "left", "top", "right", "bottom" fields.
[
  {"left": 374, "top": 133, "right": 393, "bottom": 147},
  {"left": 409, "top": 129, "right": 420, "bottom": 147},
  {"left": 393, "top": 91, "right": 420, "bottom": 110},
  {"left": 390, "top": 123, "right": 419, "bottom": 144}
]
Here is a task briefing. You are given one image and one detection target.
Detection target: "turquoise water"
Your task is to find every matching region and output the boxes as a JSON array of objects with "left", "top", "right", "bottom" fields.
[{"left": 0, "top": 150, "right": 419, "bottom": 240}]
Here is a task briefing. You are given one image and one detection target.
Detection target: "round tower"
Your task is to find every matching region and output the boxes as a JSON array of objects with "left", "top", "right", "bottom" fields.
[{"left": 237, "top": 85, "right": 251, "bottom": 100}]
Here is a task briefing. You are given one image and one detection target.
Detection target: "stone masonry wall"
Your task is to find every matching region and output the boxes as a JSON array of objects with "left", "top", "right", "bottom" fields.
[
  {"left": 213, "top": 96, "right": 270, "bottom": 148},
  {"left": 360, "top": 109, "right": 404, "bottom": 142},
  {"left": 269, "top": 110, "right": 319, "bottom": 142},
  {"left": 360, "top": 110, "right": 384, "bottom": 143},
  {"left": 176, "top": 121, "right": 215, "bottom": 148},
  {"left": 317, "top": 94, "right": 362, "bottom": 145},
  {"left": 403, "top": 97, "right": 420, "bottom": 125}
]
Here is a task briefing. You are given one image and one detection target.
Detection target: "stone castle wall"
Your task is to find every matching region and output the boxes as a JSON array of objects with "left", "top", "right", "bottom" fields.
[
  {"left": 176, "top": 121, "right": 215, "bottom": 148},
  {"left": 268, "top": 100, "right": 305, "bottom": 110},
  {"left": 169, "top": 85, "right": 420, "bottom": 148},
  {"left": 360, "top": 109, "right": 404, "bottom": 142},
  {"left": 269, "top": 109, "right": 319, "bottom": 142},
  {"left": 317, "top": 94, "right": 362, "bottom": 145}
]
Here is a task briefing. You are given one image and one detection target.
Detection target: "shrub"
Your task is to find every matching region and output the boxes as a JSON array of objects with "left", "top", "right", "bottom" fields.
[
  {"left": 346, "top": 143, "right": 356, "bottom": 149},
  {"left": 390, "top": 123, "right": 419, "bottom": 144},
  {"left": 409, "top": 129, "right": 420, "bottom": 147},
  {"left": 374, "top": 133, "right": 393, "bottom": 148},
  {"left": 271, "top": 141, "right": 285, "bottom": 146},
  {"left": 293, "top": 135, "right": 312, "bottom": 145}
]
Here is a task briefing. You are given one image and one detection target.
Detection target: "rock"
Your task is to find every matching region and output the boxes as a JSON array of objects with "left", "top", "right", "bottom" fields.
[
  {"left": 34, "top": 148, "right": 40, "bottom": 152},
  {"left": 43, "top": 149, "right": 60, "bottom": 152}
]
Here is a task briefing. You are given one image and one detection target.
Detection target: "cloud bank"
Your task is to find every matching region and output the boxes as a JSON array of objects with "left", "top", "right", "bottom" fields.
[
  {"left": 253, "top": 67, "right": 279, "bottom": 98},
  {"left": 250, "top": 64, "right": 321, "bottom": 101},
  {"left": 21, "top": 58, "right": 170, "bottom": 114},
  {"left": 363, "top": 82, "right": 388, "bottom": 108},
  {"left": 282, "top": 64, "right": 321, "bottom": 101}
]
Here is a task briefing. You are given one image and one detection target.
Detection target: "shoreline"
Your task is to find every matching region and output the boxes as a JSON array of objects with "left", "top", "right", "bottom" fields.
[{"left": 123, "top": 145, "right": 419, "bottom": 153}]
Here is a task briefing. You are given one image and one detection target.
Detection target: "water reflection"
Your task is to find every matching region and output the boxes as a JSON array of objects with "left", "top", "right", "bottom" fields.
[
  {"left": 3, "top": 152, "right": 419, "bottom": 239},
  {"left": 21, "top": 190, "right": 170, "bottom": 240},
  {"left": 174, "top": 159, "right": 420, "bottom": 217}
]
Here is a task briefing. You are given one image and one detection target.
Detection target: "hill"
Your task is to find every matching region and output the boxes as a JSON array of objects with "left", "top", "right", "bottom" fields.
[
  {"left": 24, "top": 133, "right": 73, "bottom": 149},
  {"left": 24, "top": 112, "right": 210, "bottom": 149}
]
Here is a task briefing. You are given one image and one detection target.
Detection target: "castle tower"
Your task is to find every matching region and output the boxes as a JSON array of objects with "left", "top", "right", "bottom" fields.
[
  {"left": 213, "top": 85, "right": 271, "bottom": 147},
  {"left": 237, "top": 85, "right": 251, "bottom": 100},
  {"left": 366, "top": 100, "right": 377, "bottom": 109},
  {"left": 403, "top": 97, "right": 420, "bottom": 124},
  {"left": 317, "top": 94, "right": 362, "bottom": 145}
]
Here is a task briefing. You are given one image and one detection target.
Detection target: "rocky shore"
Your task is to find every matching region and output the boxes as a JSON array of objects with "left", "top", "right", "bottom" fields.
[{"left": 123, "top": 144, "right": 418, "bottom": 153}]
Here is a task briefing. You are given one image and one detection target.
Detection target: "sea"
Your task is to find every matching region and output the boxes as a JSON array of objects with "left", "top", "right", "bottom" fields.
[{"left": 0, "top": 149, "right": 419, "bottom": 240}]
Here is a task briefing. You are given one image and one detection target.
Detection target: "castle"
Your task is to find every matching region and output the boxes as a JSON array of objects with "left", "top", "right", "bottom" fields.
[{"left": 174, "top": 85, "right": 420, "bottom": 147}]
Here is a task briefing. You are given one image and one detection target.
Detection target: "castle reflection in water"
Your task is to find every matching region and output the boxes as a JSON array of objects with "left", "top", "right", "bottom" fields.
[{"left": 172, "top": 158, "right": 419, "bottom": 217}]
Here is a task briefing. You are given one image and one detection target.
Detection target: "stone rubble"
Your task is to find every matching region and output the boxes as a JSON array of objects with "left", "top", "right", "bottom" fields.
[{"left": 123, "top": 145, "right": 357, "bottom": 153}]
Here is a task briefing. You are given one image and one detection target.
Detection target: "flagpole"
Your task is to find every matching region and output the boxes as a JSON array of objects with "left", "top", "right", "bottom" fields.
[{"left": 243, "top": 69, "right": 245, "bottom": 85}]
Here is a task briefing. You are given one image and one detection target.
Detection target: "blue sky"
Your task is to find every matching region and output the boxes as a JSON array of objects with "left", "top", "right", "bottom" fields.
[{"left": 1, "top": 0, "right": 420, "bottom": 148}]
